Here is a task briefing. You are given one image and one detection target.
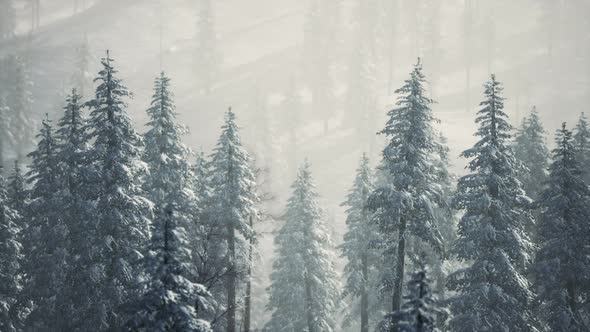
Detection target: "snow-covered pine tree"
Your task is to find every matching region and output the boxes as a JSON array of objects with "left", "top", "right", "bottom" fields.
[
  {"left": 573, "top": 112, "right": 590, "bottom": 184},
  {"left": 513, "top": 106, "right": 549, "bottom": 200},
  {"left": 385, "top": 261, "right": 446, "bottom": 332},
  {"left": 128, "top": 206, "right": 212, "bottom": 332},
  {"left": 142, "top": 72, "right": 195, "bottom": 241},
  {"left": 533, "top": 123, "right": 590, "bottom": 331},
  {"left": 448, "top": 74, "right": 536, "bottom": 331},
  {"left": 209, "top": 109, "right": 259, "bottom": 332},
  {"left": 189, "top": 150, "right": 228, "bottom": 325},
  {"left": 54, "top": 89, "right": 97, "bottom": 331},
  {"left": 0, "top": 168, "right": 22, "bottom": 332},
  {"left": 21, "top": 116, "right": 68, "bottom": 331},
  {"left": 411, "top": 131, "right": 457, "bottom": 306},
  {"left": 0, "top": 0, "right": 16, "bottom": 40},
  {"left": 194, "top": 0, "right": 220, "bottom": 94},
  {"left": 367, "top": 59, "right": 444, "bottom": 327},
  {"left": 84, "top": 51, "right": 151, "bottom": 330},
  {"left": 340, "top": 153, "right": 381, "bottom": 332},
  {"left": 5, "top": 56, "right": 35, "bottom": 162},
  {"left": 266, "top": 161, "right": 340, "bottom": 332},
  {"left": 126, "top": 72, "right": 211, "bottom": 331}
]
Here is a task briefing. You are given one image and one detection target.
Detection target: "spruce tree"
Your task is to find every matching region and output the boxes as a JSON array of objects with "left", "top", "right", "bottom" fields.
[
  {"left": 448, "top": 75, "right": 536, "bottom": 331},
  {"left": 533, "top": 123, "right": 590, "bottom": 331},
  {"left": 141, "top": 72, "right": 195, "bottom": 241},
  {"left": 367, "top": 59, "right": 444, "bottom": 328},
  {"left": 573, "top": 112, "right": 590, "bottom": 184},
  {"left": 127, "top": 72, "right": 211, "bottom": 330},
  {"left": 22, "top": 116, "right": 69, "bottom": 331},
  {"left": 85, "top": 51, "right": 151, "bottom": 329},
  {"left": 386, "top": 262, "right": 446, "bottom": 332},
  {"left": 266, "top": 161, "right": 340, "bottom": 332},
  {"left": 128, "top": 206, "right": 212, "bottom": 332},
  {"left": 209, "top": 109, "right": 258, "bottom": 332},
  {"left": 409, "top": 132, "right": 457, "bottom": 308},
  {"left": 340, "top": 153, "right": 381, "bottom": 332},
  {"left": 54, "top": 89, "right": 96, "bottom": 331},
  {"left": 513, "top": 106, "right": 549, "bottom": 199},
  {"left": 189, "top": 150, "right": 227, "bottom": 324},
  {"left": 0, "top": 169, "right": 22, "bottom": 332}
]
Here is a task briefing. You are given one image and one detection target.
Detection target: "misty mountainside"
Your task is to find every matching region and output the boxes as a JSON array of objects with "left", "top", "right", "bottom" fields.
[{"left": 1, "top": 0, "right": 590, "bottom": 331}]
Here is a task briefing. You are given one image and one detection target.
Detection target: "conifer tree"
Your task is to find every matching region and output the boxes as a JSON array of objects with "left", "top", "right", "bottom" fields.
[
  {"left": 513, "top": 106, "right": 549, "bottom": 199},
  {"left": 340, "top": 153, "right": 381, "bottom": 332},
  {"left": 189, "top": 150, "right": 228, "bottom": 325},
  {"left": 142, "top": 72, "right": 194, "bottom": 240},
  {"left": 54, "top": 89, "right": 96, "bottom": 331},
  {"left": 127, "top": 72, "right": 212, "bottom": 331},
  {"left": 448, "top": 75, "right": 536, "bottom": 331},
  {"left": 209, "top": 109, "right": 258, "bottom": 332},
  {"left": 412, "top": 132, "right": 457, "bottom": 304},
  {"left": 266, "top": 161, "right": 340, "bottom": 332},
  {"left": 367, "top": 59, "right": 444, "bottom": 328},
  {"left": 21, "top": 116, "right": 68, "bottom": 331},
  {"left": 128, "top": 206, "right": 212, "bottom": 332},
  {"left": 0, "top": 169, "right": 22, "bottom": 332},
  {"left": 84, "top": 51, "right": 151, "bottom": 329},
  {"left": 573, "top": 112, "right": 590, "bottom": 184},
  {"left": 533, "top": 123, "right": 590, "bottom": 331},
  {"left": 386, "top": 262, "right": 446, "bottom": 332}
]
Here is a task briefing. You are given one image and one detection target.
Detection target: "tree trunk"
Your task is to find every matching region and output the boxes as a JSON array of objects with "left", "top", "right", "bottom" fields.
[
  {"left": 305, "top": 271, "right": 315, "bottom": 332},
  {"left": 360, "top": 253, "right": 369, "bottom": 332},
  {"left": 226, "top": 224, "right": 236, "bottom": 332},
  {"left": 243, "top": 216, "right": 253, "bottom": 332},
  {"left": 391, "top": 220, "right": 407, "bottom": 332}
]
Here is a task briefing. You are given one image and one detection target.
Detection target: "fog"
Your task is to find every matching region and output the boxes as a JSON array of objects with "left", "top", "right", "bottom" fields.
[{"left": 1, "top": 0, "right": 590, "bottom": 330}]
